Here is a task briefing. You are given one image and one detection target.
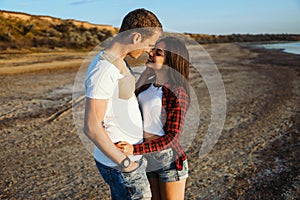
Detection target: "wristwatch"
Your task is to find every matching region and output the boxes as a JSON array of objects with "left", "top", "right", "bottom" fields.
[{"left": 120, "top": 156, "right": 131, "bottom": 168}]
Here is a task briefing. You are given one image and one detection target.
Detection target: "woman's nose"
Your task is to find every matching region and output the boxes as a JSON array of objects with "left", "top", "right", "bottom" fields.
[{"left": 147, "top": 51, "right": 154, "bottom": 57}]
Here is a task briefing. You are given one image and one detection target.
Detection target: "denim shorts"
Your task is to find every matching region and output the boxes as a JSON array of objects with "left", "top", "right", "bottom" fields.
[
  {"left": 145, "top": 148, "right": 189, "bottom": 182},
  {"left": 95, "top": 157, "right": 151, "bottom": 200}
]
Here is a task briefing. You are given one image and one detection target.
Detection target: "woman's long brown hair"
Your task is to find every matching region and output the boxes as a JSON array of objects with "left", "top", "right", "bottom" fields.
[{"left": 160, "top": 37, "right": 190, "bottom": 96}]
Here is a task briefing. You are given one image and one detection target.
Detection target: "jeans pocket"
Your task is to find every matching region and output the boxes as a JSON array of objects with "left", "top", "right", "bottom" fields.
[
  {"left": 153, "top": 148, "right": 174, "bottom": 162},
  {"left": 146, "top": 148, "right": 174, "bottom": 171}
]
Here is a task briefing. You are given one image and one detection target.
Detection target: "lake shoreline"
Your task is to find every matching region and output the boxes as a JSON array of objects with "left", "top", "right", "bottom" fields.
[{"left": 240, "top": 41, "right": 300, "bottom": 56}]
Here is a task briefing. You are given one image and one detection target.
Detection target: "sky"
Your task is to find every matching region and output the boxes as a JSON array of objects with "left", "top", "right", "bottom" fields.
[{"left": 1, "top": 0, "right": 300, "bottom": 35}]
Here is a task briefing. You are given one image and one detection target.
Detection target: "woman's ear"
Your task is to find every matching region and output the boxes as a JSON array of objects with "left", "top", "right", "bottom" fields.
[{"left": 132, "top": 32, "right": 142, "bottom": 44}]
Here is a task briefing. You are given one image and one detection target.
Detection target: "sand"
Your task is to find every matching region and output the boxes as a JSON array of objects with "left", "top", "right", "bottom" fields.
[{"left": 0, "top": 43, "right": 299, "bottom": 199}]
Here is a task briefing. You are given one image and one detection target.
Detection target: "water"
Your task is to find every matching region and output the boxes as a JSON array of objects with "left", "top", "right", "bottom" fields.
[{"left": 256, "top": 41, "right": 300, "bottom": 55}]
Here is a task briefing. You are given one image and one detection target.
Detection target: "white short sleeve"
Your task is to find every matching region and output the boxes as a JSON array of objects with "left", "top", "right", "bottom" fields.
[{"left": 85, "top": 59, "right": 121, "bottom": 99}]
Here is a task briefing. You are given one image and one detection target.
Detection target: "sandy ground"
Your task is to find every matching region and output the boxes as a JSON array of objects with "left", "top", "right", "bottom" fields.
[{"left": 0, "top": 43, "right": 299, "bottom": 199}]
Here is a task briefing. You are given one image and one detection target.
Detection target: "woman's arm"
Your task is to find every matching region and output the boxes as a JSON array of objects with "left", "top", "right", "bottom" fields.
[
  {"left": 116, "top": 87, "right": 189, "bottom": 155},
  {"left": 133, "top": 87, "right": 190, "bottom": 154}
]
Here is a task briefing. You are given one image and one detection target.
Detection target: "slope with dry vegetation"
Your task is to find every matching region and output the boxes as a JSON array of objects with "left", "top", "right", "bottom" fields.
[{"left": 0, "top": 10, "right": 118, "bottom": 51}]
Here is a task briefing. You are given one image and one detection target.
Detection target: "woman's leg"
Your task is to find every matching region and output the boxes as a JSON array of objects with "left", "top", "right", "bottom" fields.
[
  {"left": 149, "top": 177, "right": 161, "bottom": 200},
  {"left": 159, "top": 178, "right": 187, "bottom": 200}
]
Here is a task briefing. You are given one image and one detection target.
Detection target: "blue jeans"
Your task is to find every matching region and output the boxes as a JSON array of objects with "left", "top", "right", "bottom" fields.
[{"left": 95, "top": 157, "right": 151, "bottom": 200}]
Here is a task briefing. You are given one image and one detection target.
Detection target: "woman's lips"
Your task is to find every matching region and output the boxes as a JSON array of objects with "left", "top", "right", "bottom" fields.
[{"left": 147, "top": 58, "right": 154, "bottom": 63}]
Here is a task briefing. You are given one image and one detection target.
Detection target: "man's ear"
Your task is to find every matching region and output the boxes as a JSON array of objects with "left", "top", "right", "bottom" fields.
[{"left": 132, "top": 32, "right": 142, "bottom": 44}]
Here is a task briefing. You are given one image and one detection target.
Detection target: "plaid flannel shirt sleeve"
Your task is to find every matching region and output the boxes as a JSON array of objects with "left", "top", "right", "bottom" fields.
[{"left": 133, "top": 86, "right": 189, "bottom": 154}]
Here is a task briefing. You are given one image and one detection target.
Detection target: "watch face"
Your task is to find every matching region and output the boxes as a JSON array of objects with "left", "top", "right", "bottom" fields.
[{"left": 124, "top": 158, "right": 130, "bottom": 167}]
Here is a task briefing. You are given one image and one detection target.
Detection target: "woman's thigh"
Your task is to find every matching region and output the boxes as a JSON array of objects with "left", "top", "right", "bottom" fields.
[{"left": 160, "top": 178, "right": 187, "bottom": 200}]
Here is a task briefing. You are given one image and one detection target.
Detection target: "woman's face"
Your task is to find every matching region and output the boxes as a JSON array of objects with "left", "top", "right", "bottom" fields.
[{"left": 145, "top": 41, "right": 167, "bottom": 71}]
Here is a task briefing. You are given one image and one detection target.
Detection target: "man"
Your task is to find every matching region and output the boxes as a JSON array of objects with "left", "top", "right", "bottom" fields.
[{"left": 84, "top": 8, "right": 162, "bottom": 199}]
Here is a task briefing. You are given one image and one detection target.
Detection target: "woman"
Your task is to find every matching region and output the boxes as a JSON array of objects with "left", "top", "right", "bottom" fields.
[{"left": 116, "top": 36, "right": 190, "bottom": 200}]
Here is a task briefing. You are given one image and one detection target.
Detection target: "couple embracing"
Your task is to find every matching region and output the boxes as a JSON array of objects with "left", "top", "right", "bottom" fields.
[{"left": 84, "top": 8, "right": 190, "bottom": 200}]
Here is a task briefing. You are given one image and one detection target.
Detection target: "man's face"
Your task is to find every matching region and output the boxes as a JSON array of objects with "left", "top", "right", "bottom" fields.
[{"left": 128, "top": 32, "right": 161, "bottom": 59}]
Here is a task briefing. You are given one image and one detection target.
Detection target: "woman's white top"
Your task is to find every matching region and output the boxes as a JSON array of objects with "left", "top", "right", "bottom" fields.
[{"left": 138, "top": 83, "right": 166, "bottom": 136}]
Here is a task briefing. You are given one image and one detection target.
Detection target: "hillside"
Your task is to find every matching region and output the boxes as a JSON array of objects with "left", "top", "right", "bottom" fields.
[
  {"left": 1, "top": 10, "right": 300, "bottom": 51},
  {"left": 0, "top": 10, "right": 118, "bottom": 51}
]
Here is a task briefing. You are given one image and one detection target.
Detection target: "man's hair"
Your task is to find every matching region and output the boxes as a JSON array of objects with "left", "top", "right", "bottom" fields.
[{"left": 119, "top": 8, "right": 163, "bottom": 38}]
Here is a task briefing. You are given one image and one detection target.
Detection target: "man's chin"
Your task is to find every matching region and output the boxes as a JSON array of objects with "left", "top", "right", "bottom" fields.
[{"left": 128, "top": 53, "right": 141, "bottom": 59}]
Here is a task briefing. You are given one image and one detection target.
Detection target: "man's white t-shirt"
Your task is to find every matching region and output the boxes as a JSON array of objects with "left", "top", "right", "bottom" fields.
[{"left": 85, "top": 51, "right": 143, "bottom": 167}]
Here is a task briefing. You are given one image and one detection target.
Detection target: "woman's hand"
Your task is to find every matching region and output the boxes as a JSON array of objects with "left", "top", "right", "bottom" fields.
[
  {"left": 136, "top": 67, "right": 155, "bottom": 89},
  {"left": 115, "top": 141, "right": 134, "bottom": 156},
  {"left": 143, "top": 66, "right": 155, "bottom": 76}
]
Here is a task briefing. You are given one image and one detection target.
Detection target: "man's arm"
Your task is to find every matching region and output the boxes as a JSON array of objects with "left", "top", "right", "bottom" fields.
[{"left": 84, "top": 97, "right": 138, "bottom": 171}]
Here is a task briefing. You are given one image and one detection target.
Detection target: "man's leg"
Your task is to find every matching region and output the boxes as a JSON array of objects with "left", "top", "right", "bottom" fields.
[
  {"left": 120, "top": 157, "right": 151, "bottom": 199},
  {"left": 95, "top": 158, "right": 151, "bottom": 200}
]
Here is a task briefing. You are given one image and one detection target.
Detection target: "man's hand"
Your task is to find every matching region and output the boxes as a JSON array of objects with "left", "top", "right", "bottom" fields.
[{"left": 115, "top": 141, "right": 134, "bottom": 156}]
